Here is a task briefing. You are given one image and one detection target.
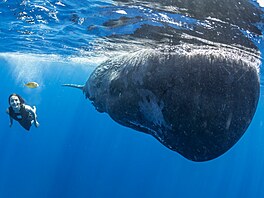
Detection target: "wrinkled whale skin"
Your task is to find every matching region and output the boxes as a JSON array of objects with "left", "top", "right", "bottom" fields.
[{"left": 84, "top": 45, "right": 260, "bottom": 162}]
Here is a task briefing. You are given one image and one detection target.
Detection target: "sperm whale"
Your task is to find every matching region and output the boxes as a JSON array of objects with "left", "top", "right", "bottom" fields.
[{"left": 64, "top": 44, "right": 260, "bottom": 162}]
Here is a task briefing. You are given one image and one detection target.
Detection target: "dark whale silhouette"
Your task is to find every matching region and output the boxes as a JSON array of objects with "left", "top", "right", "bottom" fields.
[
  {"left": 63, "top": 44, "right": 260, "bottom": 161},
  {"left": 63, "top": 0, "right": 263, "bottom": 161}
]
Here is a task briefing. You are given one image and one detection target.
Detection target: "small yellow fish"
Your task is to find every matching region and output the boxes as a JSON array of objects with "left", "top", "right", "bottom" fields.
[{"left": 24, "top": 82, "right": 39, "bottom": 88}]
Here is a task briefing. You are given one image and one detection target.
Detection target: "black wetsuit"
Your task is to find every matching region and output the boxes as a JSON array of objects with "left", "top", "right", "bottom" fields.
[{"left": 9, "top": 105, "right": 33, "bottom": 131}]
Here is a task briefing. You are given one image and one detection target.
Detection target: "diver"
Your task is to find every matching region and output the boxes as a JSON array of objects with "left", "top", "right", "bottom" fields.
[{"left": 6, "top": 93, "right": 40, "bottom": 131}]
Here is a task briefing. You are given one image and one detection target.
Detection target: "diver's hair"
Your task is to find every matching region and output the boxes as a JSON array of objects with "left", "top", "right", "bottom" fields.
[{"left": 8, "top": 93, "right": 25, "bottom": 105}]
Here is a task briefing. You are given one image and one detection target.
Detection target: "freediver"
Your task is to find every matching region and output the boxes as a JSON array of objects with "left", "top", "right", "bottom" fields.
[{"left": 6, "top": 93, "right": 40, "bottom": 131}]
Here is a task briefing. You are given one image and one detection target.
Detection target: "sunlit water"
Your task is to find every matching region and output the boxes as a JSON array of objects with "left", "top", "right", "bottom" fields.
[{"left": 1, "top": 0, "right": 264, "bottom": 198}]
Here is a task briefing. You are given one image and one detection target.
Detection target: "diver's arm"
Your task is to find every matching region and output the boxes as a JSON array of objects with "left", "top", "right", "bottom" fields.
[
  {"left": 25, "top": 105, "right": 40, "bottom": 127},
  {"left": 9, "top": 117, "right": 13, "bottom": 127},
  {"left": 6, "top": 108, "right": 13, "bottom": 127}
]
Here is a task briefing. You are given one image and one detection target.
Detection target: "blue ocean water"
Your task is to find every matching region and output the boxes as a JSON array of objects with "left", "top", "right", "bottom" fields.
[{"left": 1, "top": 0, "right": 264, "bottom": 198}]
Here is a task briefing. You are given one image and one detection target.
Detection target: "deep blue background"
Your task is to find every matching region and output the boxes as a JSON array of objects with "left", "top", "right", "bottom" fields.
[
  {"left": 1, "top": 0, "right": 264, "bottom": 197},
  {"left": 0, "top": 53, "right": 263, "bottom": 198}
]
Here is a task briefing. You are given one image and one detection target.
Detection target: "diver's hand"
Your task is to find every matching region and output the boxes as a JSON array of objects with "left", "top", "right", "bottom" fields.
[
  {"left": 9, "top": 123, "right": 12, "bottom": 127},
  {"left": 35, "top": 121, "right": 40, "bottom": 128},
  {"left": 32, "top": 106, "right": 37, "bottom": 113}
]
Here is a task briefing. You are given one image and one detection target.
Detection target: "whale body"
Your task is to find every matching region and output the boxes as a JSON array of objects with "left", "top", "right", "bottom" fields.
[
  {"left": 74, "top": 44, "right": 260, "bottom": 162},
  {"left": 62, "top": 0, "right": 263, "bottom": 161}
]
